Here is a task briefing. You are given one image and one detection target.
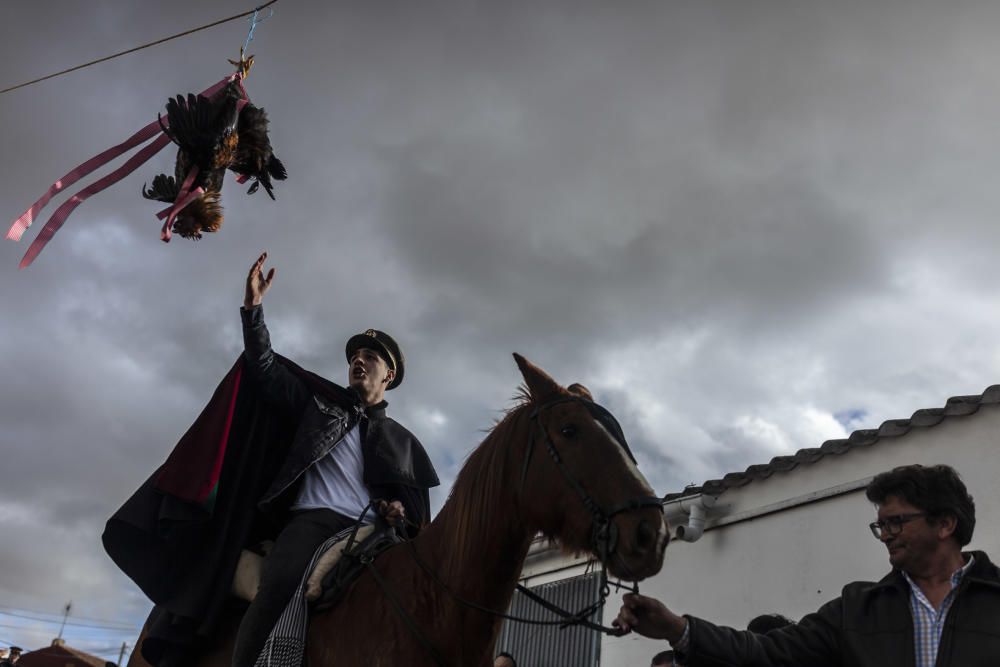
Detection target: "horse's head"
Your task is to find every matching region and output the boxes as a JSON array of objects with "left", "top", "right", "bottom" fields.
[{"left": 512, "top": 354, "right": 668, "bottom": 581}]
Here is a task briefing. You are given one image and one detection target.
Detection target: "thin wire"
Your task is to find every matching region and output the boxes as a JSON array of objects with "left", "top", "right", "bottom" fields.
[
  {"left": 243, "top": 7, "right": 275, "bottom": 54},
  {"left": 85, "top": 645, "right": 133, "bottom": 656},
  {"left": 0, "top": 611, "right": 137, "bottom": 631},
  {"left": 0, "top": 622, "right": 51, "bottom": 631},
  {"left": 0, "top": 0, "right": 280, "bottom": 96},
  {"left": 0, "top": 605, "right": 138, "bottom": 628},
  {"left": 0, "top": 623, "right": 134, "bottom": 638}
]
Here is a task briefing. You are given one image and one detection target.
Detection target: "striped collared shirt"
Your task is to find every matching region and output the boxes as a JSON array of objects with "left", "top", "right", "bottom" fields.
[{"left": 902, "top": 554, "right": 975, "bottom": 667}]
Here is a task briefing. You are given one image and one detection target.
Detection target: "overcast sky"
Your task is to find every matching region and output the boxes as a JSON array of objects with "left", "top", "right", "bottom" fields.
[{"left": 4, "top": 0, "right": 1000, "bottom": 658}]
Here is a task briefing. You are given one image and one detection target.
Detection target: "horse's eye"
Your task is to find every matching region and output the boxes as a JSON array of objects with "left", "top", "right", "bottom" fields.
[{"left": 560, "top": 425, "right": 577, "bottom": 438}]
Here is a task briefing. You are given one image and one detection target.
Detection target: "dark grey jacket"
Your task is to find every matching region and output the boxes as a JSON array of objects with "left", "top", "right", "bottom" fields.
[
  {"left": 681, "top": 550, "right": 1000, "bottom": 667},
  {"left": 241, "top": 305, "right": 439, "bottom": 525}
]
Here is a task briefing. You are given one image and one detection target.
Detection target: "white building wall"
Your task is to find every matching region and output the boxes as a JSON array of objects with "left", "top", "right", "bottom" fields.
[{"left": 528, "top": 401, "right": 1000, "bottom": 666}]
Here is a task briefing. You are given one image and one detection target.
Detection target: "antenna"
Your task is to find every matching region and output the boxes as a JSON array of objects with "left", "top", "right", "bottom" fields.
[{"left": 56, "top": 601, "right": 72, "bottom": 641}]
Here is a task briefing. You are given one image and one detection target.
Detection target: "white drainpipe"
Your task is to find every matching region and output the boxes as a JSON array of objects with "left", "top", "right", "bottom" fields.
[{"left": 664, "top": 493, "right": 717, "bottom": 542}]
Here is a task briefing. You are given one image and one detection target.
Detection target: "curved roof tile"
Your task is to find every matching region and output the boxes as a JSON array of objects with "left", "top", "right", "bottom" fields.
[{"left": 663, "top": 385, "right": 1000, "bottom": 501}]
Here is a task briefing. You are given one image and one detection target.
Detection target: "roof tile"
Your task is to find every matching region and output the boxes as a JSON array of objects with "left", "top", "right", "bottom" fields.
[{"left": 663, "top": 384, "right": 1000, "bottom": 501}]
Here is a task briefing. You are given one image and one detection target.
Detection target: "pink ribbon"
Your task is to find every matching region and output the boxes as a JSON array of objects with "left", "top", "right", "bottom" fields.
[
  {"left": 7, "top": 122, "right": 164, "bottom": 242},
  {"left": 17, "top": 134, "right": 173, "bottom": 269},
  {"left": 157, "top": 166, "right": 202, "bottom": 242},
  {"left": 8, "top": 73, "right": 245, "bottom": 268}
]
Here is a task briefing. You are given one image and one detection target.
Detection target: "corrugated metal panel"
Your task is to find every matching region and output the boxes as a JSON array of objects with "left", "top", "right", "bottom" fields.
[{"left": 495, "top": 572, "right": 602, "bottom": 667}]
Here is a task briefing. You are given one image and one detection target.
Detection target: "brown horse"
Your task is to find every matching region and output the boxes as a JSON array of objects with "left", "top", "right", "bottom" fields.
[{"left": 130, "top": 354, "right": 668, "bottom": 667}]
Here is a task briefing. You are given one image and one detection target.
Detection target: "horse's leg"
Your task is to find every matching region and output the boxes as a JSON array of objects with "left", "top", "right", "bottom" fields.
[
  {"left": 192, "top": 609, "right": 241, "bottom": 667},
  {"left": 126, "top": 607, "right": 243, "bottom": 667},
  {"left": 126, "top": 620, "right": 153, "bottom": 667}
]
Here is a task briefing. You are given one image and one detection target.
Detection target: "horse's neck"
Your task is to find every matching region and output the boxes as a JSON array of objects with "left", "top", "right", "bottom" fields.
[
  {"left": 421, "top": 494, "right": 533, "bottom": 602},
  {"left": 415, "top": 503, "right": 533, "bottom": 661},
  {"left": 414, "top": 425, "right": 536, "bottom": 647}
]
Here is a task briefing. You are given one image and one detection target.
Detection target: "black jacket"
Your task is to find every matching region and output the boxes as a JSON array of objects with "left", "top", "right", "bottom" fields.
[
  {"left": 682, "top": 550, "right": 1000, "bottom": 667},
  {"left": 241, "top": 304, "right": 439, "bottom": 524},
  {"left": 102, "top": 309, "right": 439, "bottom": 666}
]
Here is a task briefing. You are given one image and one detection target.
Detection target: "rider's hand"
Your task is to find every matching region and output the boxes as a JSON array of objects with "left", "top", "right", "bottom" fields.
[
  {"left": 245, "top": 252, "right": 275, "bottom": 308},
  {"left": 613, "top": 593, "right": 687, "bottom": 642},
  {"left": 377, "top": 500, "right": 405, "bottom": 528}
]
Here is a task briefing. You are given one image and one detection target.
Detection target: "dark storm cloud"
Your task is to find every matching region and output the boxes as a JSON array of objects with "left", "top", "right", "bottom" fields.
[{"left": 4, "top": 0, "right": 1000, "bottom": 648}]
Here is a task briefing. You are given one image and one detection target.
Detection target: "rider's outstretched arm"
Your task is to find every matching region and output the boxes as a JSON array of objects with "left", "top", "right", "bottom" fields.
[{"left": 240, "top": 252, "right": 310, "bottom": 417}]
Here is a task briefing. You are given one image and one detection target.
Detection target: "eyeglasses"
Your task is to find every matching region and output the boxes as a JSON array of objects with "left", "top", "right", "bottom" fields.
[{"left": 869, "top": 512, "right": 926, "bottom": 539}]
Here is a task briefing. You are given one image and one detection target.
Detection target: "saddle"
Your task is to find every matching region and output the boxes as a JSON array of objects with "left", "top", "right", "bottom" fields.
[{"left": 231, "top": 518, "right": 403, "bottom": 608}]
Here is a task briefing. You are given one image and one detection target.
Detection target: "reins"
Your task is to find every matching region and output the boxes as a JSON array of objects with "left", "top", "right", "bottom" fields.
[
  {"left": 344, "top": 501, "right": 454, "bottom": 667},
  {"left": 362, "top": 546, "right": 451, "bottom": 667},
  {"left": 361, "top": 396, "right": 664, "bottom": 666},
  {"left": 363, "top": 524, "right": 634, "bottom": 667},
  {"left": 402, "top": 531, "right": 634, "bottom": 634}
]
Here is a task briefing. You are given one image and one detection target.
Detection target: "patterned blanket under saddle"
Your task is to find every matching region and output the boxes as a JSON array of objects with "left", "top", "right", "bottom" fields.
[
  {"left": 240, "top": 520, "right": 402, "bottom": 667},
  {"left": 232, "top": 525, "right": 376, "bottom": 604}
]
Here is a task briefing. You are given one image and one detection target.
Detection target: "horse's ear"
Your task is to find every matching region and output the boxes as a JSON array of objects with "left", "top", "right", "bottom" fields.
[
  {"left": 513, "top": 353, "right": 563, "bottom": 403},
  {"left": 567, "top": 383, "right": 593, "bottom": 400}
]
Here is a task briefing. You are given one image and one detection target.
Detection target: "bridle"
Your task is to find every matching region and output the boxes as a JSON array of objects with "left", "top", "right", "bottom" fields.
[
  {"left": 522, "top": 395, "right": 665, "bottom": 566},
  {"left": 363, "top": 395, "right": 665, "bottom": 666}
]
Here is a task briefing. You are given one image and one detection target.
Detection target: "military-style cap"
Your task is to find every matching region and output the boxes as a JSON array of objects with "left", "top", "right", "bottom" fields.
[{"left": 345, "top": 329, "right": 405, "bottom": 390}]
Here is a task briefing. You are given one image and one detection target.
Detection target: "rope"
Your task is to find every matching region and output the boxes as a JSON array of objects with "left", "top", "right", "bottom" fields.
[
  {"left": 243, "top": 7, "right": 275, "bottom": 54},
  {"left": 0, "top": 0, "right": 280, "bottom": 96}
]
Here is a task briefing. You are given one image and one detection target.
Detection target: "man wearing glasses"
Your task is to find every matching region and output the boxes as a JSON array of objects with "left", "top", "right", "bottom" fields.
[{"left": 613, "top": 464, "right": 1000, "bottom": 666}]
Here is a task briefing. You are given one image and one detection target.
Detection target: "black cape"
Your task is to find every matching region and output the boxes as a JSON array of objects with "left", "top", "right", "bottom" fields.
[{"left": 102, "top": 355, "right": 434, "bottom": 665}]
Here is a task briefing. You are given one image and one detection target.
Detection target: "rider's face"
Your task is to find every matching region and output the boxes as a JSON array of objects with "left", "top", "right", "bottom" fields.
[{"left": 348, "top": 347, "right": 394, "bottom": 402}]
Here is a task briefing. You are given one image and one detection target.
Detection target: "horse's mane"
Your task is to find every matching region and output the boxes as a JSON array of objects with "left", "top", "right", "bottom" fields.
[{"left": 434, "top": 388, "right": 538, "bottom": 574}]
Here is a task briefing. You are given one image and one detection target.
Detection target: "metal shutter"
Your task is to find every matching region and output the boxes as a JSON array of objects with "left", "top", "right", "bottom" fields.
[{"left": 494, "top": 572, "right": 603, "bottom": 666}]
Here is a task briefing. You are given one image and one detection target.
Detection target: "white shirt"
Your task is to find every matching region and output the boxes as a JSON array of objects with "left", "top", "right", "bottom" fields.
[{"left": 290, "top": 423, "right": 373, "bottom": 523}]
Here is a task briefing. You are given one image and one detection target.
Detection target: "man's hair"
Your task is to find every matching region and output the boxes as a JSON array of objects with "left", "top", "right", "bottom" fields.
[
  {"left": 651, "top": 650, "right": 675, "bottom": 666},
  {"left": 865, "top": 464, "right": 976, "bottom": 546},
  {"left": 747, "top": 613, "right": 794, "bottom": 634},
  {"left": 495, "top": 652, "right": 516, "bottom": 667}
]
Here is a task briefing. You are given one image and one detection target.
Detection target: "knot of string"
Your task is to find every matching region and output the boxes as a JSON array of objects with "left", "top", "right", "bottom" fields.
[{"left": 243, "top": 6, "right": 275, "bottom": 54}]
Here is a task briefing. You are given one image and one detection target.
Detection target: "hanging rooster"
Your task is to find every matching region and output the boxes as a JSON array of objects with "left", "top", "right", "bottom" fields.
[
  {"left": 142, "top": 56, "right": 286, "bottom": 240},
  {"left": 8, "top": 57, "right": 286, "bottom": 268},
  {"left": 233, "top": 101, "right": 287, "bottom": 199}
]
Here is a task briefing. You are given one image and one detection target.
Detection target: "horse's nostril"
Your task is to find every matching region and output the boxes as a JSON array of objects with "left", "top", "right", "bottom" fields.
[{"left": 636, "top": 519, "right": 655, "bottom": 551}]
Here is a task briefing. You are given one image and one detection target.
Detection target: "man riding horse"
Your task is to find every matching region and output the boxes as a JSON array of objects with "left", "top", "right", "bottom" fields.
[{"left": 103, "top": 252, "right": 439, "bottom": 667}]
